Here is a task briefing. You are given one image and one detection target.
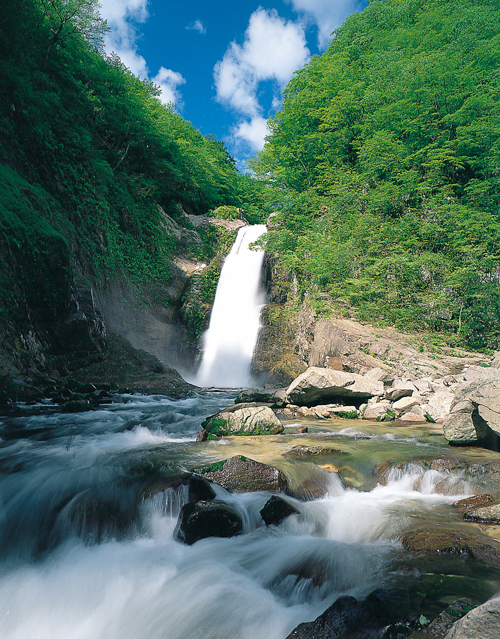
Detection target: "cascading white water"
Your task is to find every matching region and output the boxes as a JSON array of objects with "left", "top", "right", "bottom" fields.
[{"left": 195, "top": 224, "right": 267, "bottom": 388}]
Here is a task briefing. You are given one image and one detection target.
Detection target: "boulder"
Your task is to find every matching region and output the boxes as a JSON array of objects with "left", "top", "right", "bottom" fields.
[
  {"left": 363, "top": 403, "right": 390, "bottom": 421},
  {"left": 464, "top": 365, "right": 500, "bottom": 382},
  {"left": 393, "top": 395, "right": 421, "bottom": 415},
  {"left": 201, "top": 404, "right": 284, "bottom": 437},
  {"left": 385, "top": 379, "right": 417, "bottom": 401},
  {"left": 260, "top": 495, "right": 299, "bottom": 526},
  {"left": 444, "top": 591, "right": 500, "bottom": 639},
  {"left": 443, "top": 378, "right": 500, "bottom": 446},
  {"left": 192, "top": 456, "right": 288, "bottom": 493},
  {"left": 420, "top": 389, "right": 455, "bottom": 422},
  {"left": 285, "top": 367, "right": 384, "bottom": 406},
  {"left": 175, "top": 500, "right": 243, "bottom": 545}
]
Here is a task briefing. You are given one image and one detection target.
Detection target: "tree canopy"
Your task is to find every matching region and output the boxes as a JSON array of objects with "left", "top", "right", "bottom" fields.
[{"left": 253, "top": 0, "right": 500, "bottom": 350}]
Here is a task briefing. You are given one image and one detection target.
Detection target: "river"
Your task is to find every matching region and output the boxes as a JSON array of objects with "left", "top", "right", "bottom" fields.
[{"left": 1, "top": 392, "right": 499, "bottom": 638}]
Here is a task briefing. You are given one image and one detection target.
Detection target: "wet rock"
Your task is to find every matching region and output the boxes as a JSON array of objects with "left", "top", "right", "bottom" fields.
[
  {"left": 62, "top": 399, "right": 92, "bottom": 413},
  {"left": 175, "top": 500, "right": 243, "bottom": 545},
  {"left": 235, "top": 387, "right": 287, "bottom": 407},
  {"left": 285, "top": 367, "right": 384, "bottom": 406},
  {"left": 260, "top": 495, "right": 299, "bottom": 526},
  {"left": 202, "top": 404, "right": 284, "bottom": 437},
  {"left": 444, "top": 591, "right": 500, "bottom": 639},
  {"left": 196, "top": 429, "right": 208, "bottom": 442},
  {"left": 284, "top": 445, "right": 343, "bottom": 458},
  {"left": 297, "top": 425, "right": 308, "bottom": 434},
  {"left": 453, "top": 494, "right": 494, "bottom": 512},
  {"left": 192, "top": 456, "right": 288, "bottom": 493},
  {"left": 401, "top": 528, "right": 500, "bottom": 566},
  {"left": 286, "top": 595, "right": 367, "bottom": 638},
  {"left": 463, "top": 504, "right": 500, "bottom": 525},
  {"left": 187, "top": 476, "right": 216, "bottom": 503},
  {"left": 287, "top": 589, "right": 422, "bottom": 639}
]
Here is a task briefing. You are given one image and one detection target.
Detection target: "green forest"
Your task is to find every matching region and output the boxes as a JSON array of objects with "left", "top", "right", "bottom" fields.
[
  {"left": 0, "top": 0, "right": 263, "bottom": 345},
  {"left": 254, "top": 0, "right": 500, "bottom": 351},
  {"left": 0, "top": 0, "right": 499, "bottom": 373}
]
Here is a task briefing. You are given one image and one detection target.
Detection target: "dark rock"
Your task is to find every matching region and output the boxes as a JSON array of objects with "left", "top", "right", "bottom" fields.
[
  {"left": 175, "top": 499, "right": 243, "bottom": 545},
  {"left": 62, "top": 400, "right": 92, "bottom": 413},
  {"left": 407, "top": 599, "right": 475, "bottom": 639},
  {"left": 260, "top": 495, "right": 299, "bottom": 526},
  {"left": 235, "top": 387, "right": 287, "bottom": 407},
  {"left": 188, "top": 476, "right": 216, "bottom": 503},
  {"left": 297, "top": 425, "right": 308, "bottom": 434},
  {"left": 286, "top": 595, "right": 368, "bottom": 639},
  {"left": 193, "top": 456, "right": 288, "bottom": 493}
]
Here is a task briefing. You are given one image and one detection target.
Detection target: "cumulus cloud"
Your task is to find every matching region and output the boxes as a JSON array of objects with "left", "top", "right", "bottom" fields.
[
  {"left": 152, "top": 67, "right": 186, "bottom": 106},
  {"left": 285, "top": 0, "right": 366, "bottom": 49},
  {"left": 186, "top": 20, "right": 206, "bottom": 34},
  {"left": 214, "top": 8, "right": 309, "bottom": 150},
  {"left": 99, "top": 0, "right": 185, "bottom": 107},
  {"left": 233, "top": 116, "right": 269, "bottom": 153}
]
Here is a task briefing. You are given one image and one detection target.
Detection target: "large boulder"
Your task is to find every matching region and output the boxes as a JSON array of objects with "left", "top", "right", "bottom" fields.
[
  {"left": 175, "top": 500, "right": 243, "bottom": 545},
  {"left": 201, "top": 404, "right": 284, "bottom": 437},
  {"left": 443, "top": 377, "right": 500, "bottom": 446},
  {"left": 235, "top": 387, "right": 287, "bottom": 406},
  {"left": 192, "top": 455, "right": 288, "bottom": 493},
  {"left": 444, "top": 591, "right": 500, "bottom": 639},
  {"left": 285, "top": 367, "right": 384, "bottom": 406}
]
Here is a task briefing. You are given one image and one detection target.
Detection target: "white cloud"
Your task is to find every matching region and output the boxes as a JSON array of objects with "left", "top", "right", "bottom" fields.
[
  {"left": 99, "top": 0, "right": 185, "bottom": 107},
  {"left": 233, "top": 116, "right": 269, "bottom": 152},
  {"left": 186, "top": 20, "right": 206, "bottom": 34},
  {"left": 152, "top": 67, "right": 186, "bottom": 106},
  {"left": 285, "top": 0, "right": 366, "bottom": 49},
  {"left": 214, "top": 8, "right": 309, "bottom": 118}
]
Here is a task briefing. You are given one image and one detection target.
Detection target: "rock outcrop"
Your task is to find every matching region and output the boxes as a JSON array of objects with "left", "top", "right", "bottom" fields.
[
  {"left": 175, "top": 500, "right": 243, "bottom": 545},
  {"left": 443, "top": 376, "right": 500, "bottom": 446},
  {"left": 285, "top": 367, "right": 384, "bottom": 406}
]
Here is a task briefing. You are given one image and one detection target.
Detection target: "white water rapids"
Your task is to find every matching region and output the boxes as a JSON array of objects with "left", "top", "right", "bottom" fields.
[
  {"left": 195, "top": 224, "right": 266, "bottom": 388},
  {"left": 0, "top": 393, "right": 479, "bottom": 639}
]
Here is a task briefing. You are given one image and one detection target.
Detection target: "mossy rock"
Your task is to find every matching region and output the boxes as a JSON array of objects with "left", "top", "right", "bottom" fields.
[{"left": 202, "top": 404, "right": 284, "bottom": 437}]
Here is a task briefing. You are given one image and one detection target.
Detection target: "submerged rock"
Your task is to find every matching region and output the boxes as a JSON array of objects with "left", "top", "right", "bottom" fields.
[
  {"left": 192, "top": 455, "right": 288, "bottom": 493},
  {"left": 201, "top": 404, "right": 284, "bottom": 437},
  {"left": 175, "top": 499, "right": 243, "bottom": 545},
  {"left": 285, "top": 367, "right": 384, "bottom": 406}
]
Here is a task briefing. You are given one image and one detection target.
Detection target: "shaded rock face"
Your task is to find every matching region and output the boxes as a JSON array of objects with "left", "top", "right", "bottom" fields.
[
  {"left": 193, "top": 456, "right": 289, "bottom": 493},
  {"left": 444, "top": 591, "right": 500, "bottom": 639},
  {"left": 175, "top": 500, "right": 243, "bottom": 545},
  {"left": 202, "top": 404, "right": 284, "bottom": 437},
  {"left": 443, "top": 377, "right": 500, "bottom": 448},
  {"left": 286, "top": 367, "right": 384, "bottom": 406}
]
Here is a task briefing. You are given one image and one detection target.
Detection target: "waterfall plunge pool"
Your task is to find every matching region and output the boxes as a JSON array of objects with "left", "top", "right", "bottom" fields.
[{"left": 1, "top": 392, "right": 499, "bottom": 639}]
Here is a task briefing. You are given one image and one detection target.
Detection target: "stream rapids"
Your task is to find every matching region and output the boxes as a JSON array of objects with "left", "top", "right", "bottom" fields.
[{"left": 0, "top": 392, "right": 499, "bottom": 639}]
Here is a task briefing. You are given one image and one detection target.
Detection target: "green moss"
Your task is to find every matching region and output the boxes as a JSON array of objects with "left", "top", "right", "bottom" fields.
[
  {"left": 201, "top": 417, "right": 228, "bottom": 437},
  {"left": 195, "top": 459, "right": 227, "bottom": 474},
  {"left": 338, "top": 410, "right": 358, "bottom": 419}
]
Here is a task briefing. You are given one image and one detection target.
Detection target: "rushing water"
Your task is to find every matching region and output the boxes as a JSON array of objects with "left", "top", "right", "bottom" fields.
[
  {"left": 195, "top": 224, "right": 266, "bottom": 388},
  {"left": 0, "top": 394, "right": 499, "bottom": 639}
]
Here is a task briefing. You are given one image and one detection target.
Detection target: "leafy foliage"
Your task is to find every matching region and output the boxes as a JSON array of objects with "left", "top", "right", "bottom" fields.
[
  {"left": 253, "top": 0, "right": 500, "bottom": 350},
  {"left": 0, "top": 0, "right": 251, "bottom": 331}
]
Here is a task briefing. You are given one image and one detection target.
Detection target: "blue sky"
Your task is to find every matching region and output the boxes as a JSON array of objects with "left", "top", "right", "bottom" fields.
[{"left": 99, "top": 0, "right": 367, "bottom": 166}]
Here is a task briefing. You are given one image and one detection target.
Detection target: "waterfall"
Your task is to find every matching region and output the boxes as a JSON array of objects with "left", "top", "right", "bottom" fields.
[{"left": 195, "top": 224, "right": 266, "bottom": 388}]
